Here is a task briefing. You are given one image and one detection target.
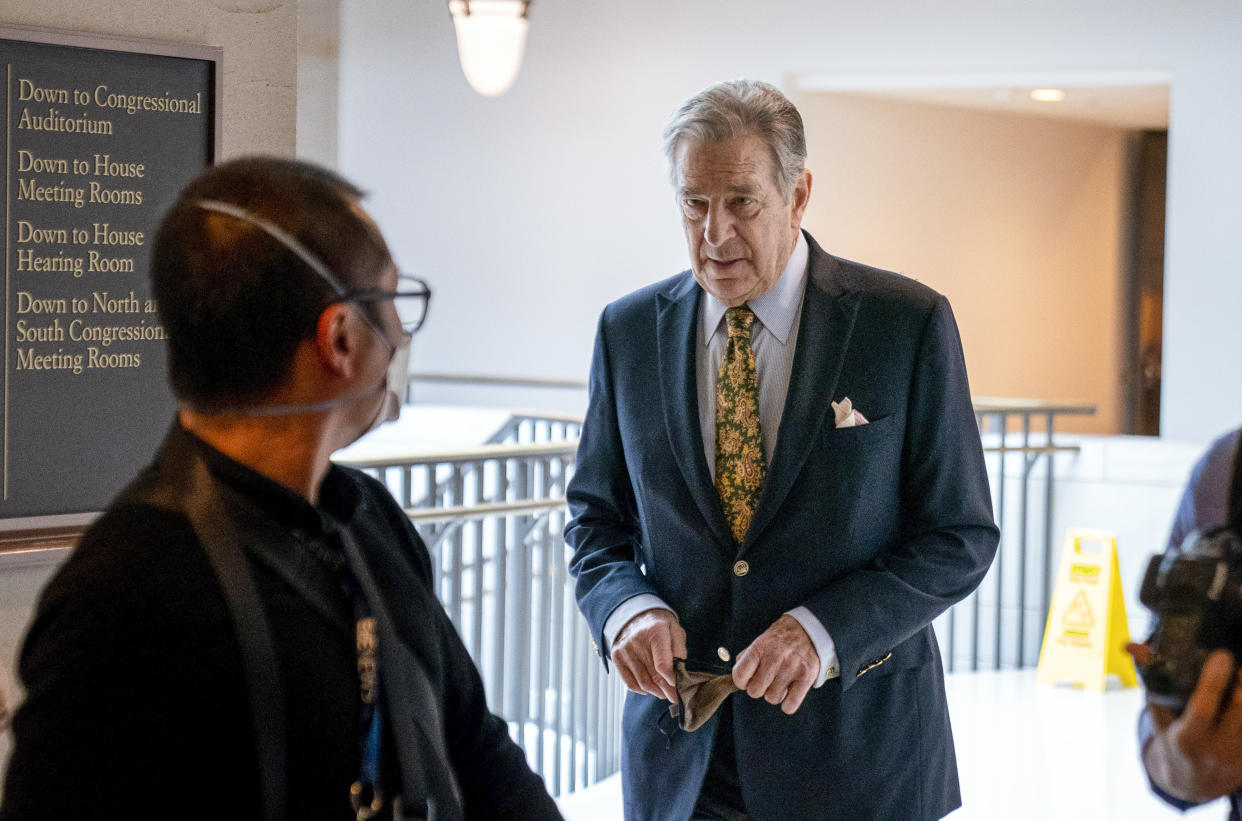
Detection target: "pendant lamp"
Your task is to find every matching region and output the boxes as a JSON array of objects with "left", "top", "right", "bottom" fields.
[{"left": 448, "top": 0, "right": 532, "bottom": 97}]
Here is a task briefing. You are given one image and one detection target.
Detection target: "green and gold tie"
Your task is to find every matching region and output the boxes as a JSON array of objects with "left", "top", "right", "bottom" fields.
[{"left": 715, "top": 306, "right": 765, "bottom": 546}]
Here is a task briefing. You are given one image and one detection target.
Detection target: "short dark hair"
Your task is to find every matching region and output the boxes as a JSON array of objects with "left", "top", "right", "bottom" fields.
[{"left": 152, "top": 156, "right": 392, "bottom": 410}]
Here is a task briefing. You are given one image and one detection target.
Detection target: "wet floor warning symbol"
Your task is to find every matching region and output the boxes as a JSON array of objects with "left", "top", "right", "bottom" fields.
[
  {"left": 1062, "top": 590, "right": 1094, "bottom": 629},
  {"left": 1037, "top": 530, "right": 1137, "bottom": 691}
]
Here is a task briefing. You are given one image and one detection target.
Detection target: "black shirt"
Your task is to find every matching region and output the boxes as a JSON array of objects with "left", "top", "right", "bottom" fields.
[
  {"left": 1, "top": 425, "right": 562, "bottom": 821},
  {"left": 2, "top": 431, "right": 365, "bottom": 819}
]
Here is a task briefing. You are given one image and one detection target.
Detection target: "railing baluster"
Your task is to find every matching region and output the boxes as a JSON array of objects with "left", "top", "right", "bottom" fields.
[
  {"left": 550, "top": 507, "right": 566, "bottom": 796},
  {"left": 990, "top": 411, "right": 1004, "bottom": 670},
  {"left": 1017, "top": 413, "right": 1033, "bottom": 667},
  {"left": 504, "top": 510, "right": 520, "bottom": 727},
  {"left": 427, "top": 463, "right": 439, "bottom": 514},
  {"left": 448, "top": 466, "right": 464, "bottom": 630},
  {"left": 471, "top": 460, "right": 486, "bottom": 661},
  {"left": 537, "top": 513, "right": 556, "bottom": 782},
  {"left": 496, "top": 462, "right": 512, "bottom": 710},
  {"left": 991, "top": 410, "right": 1008, "bottom": 670},
  {"left": 587, "top": 636, "right": 600, "bottom": 784},
  {"left": 492, "top": 510, "right": 509, "bottom": 713},
  {"left": 470, "top": 521, "right": 485, "bottom": 664},
  {"left": 570, "top": 598, "right": 586, "bottom": 791},
  {"left": 1041, "top": 411, "right": 1058, "bottom": 661},
  {"left": 514, "top": 492, "right": 531, "bottom": 757}
]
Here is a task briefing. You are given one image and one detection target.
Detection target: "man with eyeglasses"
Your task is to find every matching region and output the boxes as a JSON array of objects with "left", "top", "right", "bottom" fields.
[{"left": 0, "top": 157, "right": 563, "bottom": 821}]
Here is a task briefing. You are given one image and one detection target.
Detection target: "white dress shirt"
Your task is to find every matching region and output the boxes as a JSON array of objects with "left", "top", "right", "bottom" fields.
[{"left": 603, "top": 232, "right": 841, "bottom": 685}]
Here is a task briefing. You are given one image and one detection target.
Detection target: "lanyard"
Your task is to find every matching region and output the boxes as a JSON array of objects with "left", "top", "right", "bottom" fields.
[
  {"left": 332, "top": 528, "right": 390, "bottom": 821},
  {"left": 334, "top": 519, "right": 465, "bottom": 821}
]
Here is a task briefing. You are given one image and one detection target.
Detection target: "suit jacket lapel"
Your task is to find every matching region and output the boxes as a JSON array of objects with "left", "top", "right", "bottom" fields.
[
  {"left": 656, "top": 277, "right": 735, "bottom": 550},
  {"left": 742, "top": 240, "right": 861, "bottom": 552}
]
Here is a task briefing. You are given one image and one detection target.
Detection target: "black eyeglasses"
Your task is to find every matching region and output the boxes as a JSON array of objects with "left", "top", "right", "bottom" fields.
[{"left": 345, "top": 274, "right": 432, "bottom": 335}]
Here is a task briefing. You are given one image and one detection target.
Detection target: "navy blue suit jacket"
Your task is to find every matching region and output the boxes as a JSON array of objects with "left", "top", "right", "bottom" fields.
[{"left": 565, "top": 233, "right": 999, "bottom": 821}]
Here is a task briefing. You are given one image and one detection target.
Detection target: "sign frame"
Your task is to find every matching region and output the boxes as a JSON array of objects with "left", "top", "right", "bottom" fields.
[{"left": 0, "top": 23, "right": 221, "bottom": 551}]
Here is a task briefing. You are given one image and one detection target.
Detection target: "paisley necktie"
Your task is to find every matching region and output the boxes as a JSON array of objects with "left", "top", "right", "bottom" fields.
[{"left": 714, "top": 306, "right": 765, "bottom": 545}]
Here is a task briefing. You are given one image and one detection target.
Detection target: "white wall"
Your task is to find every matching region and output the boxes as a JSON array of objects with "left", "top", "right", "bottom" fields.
[
  {"left": 795, "top": 92, "right": 1128, "bottom": 434},
  {"left": 339, "top": 0, "right": 1242, "bottom": 444},
  {"left": 297, "top": 0, "right": 339, "bottom": 168}
]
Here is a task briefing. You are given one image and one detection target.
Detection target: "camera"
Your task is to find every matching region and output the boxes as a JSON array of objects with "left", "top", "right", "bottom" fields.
[{"left": 1138, "top": 525, "right": 1242, "bottom": 711}]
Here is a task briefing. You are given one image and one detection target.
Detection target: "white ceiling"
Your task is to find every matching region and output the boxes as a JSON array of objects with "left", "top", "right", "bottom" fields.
[{"left": 792, "top": 70, "right": 1170, "bottom": 130}]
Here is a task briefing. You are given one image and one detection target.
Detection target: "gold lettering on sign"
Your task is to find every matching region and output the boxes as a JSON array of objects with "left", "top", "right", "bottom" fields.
[
  {"left": 17, "top": 149, "right": 69, "bottom": 173},
  {"left": 17, "top": 79, "right": 69, "bottom": 103}
]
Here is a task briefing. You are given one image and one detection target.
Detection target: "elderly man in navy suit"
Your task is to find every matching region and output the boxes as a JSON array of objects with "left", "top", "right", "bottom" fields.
[{"left": 566, "top": 80, "right": 999, "bottom": 821}]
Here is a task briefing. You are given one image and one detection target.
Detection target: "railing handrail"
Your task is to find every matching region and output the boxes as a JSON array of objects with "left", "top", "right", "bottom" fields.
[
  {"left": 410, "top": 372, "right": 589, "bottom": 390},
  {"left": 335, "top": 439, "right": 578, "bottom": 469},
  {"left": 503, "top": 409, "right": 587, "bottom": 425},
  {"left": 972, "top": 398, "right": 1096, "bottom": 415},
  {"left": 410, "top": 373, "right": 1098, "bottom": 420},
  {"left": 981, "top": 443, "right": 1082, "bottom": 455},
  {"left": 0, "top": 544, "right": 73, "bottom": 569},
  {"left": 406, "top": 497, "right": 567, "bottom": 524}
]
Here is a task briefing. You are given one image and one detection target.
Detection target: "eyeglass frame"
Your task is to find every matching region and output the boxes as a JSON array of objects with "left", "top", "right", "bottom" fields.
[
  {"left": 341, "top": 274, "right": 432, "bottom": 336},
  {"left": 189, "top": 199, "right": 432, "bottom": 340}
]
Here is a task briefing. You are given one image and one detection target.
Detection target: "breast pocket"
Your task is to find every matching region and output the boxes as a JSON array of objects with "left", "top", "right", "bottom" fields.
[
  {"left": 820, "top": 411, "right": 900, "bottom": 449},
  {"left": 805, "top": 412, "right": 904, "bottom": 515}
]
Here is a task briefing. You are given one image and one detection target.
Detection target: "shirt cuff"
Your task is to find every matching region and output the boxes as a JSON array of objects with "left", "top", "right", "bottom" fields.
[
  {"left": 603, "top": 594, "right": 673, "bottom": 656},
  {"left": 787, "top": 606, "right": 839, "bottom": 686}
]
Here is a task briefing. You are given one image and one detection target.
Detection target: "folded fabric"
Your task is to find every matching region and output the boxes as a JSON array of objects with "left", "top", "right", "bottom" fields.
[
  {"left": 670, "top": 658, "right": 739, "bottom": 732},
  {"left": 831, "top": 396, "right": 869, "bottom": 428}
]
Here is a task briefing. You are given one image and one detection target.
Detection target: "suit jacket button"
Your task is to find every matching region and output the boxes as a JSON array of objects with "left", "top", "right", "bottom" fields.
[
  {"left": 717, "top": 646, "right": 731, "bottom": 662},
  {"left": 733, "top": 560, "right": 749, "bottom": 577}
]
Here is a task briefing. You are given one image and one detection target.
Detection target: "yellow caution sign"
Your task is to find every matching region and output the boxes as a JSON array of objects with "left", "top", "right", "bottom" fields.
[{"left": 1036, "top": 530, "right": 1138, "bottom": 691}]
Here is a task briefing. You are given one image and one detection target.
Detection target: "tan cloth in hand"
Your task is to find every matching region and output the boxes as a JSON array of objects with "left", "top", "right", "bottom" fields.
[{"left": 670, "top": 658, "right": 739, "bottom": 732}]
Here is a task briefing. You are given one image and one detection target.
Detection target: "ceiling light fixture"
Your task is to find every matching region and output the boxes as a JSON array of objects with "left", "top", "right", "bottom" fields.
[
  {"left": 448, "top": 0, "right": 532, "bottom": 97},
  {"left": 1030, "top": 88, "right": 1066, "bottom": 103}
]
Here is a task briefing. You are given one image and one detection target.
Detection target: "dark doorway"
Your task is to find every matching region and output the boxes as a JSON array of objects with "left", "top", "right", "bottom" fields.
[{"left": 1124, "top": 130, "right": 1167, "bottom": 436}]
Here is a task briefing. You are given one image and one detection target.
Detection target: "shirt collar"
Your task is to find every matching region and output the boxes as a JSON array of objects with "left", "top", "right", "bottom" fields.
[
  {"left": 182, "top": 424, "right": 363, "bottom": 536},
  {"left": 701, "top": 231, "right": 809, "bottom": 346}
]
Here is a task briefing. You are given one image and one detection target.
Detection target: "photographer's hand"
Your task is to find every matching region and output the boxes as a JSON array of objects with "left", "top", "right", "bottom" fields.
[{"left": 1138, "top": 648, "right": 1242, "bottom": 803}]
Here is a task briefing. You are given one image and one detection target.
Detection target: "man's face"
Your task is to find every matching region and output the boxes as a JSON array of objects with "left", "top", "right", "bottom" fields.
[
  {"left": 365, "top": 264, "right": 405, "bottom": 348},
  {"left": 331, "top": 264, "right": 405, "bottom": 450},
  {"left": 674, "top": 135, "right": 811, "bottom": 307}
]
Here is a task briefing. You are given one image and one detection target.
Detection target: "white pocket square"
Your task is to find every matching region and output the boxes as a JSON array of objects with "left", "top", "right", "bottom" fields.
[{"left": 831, "top": 397, "right": 869, "bottom": 429}]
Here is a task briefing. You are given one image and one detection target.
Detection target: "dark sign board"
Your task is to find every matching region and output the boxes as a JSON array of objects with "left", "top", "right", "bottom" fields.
[{"left": 0, "top": 26, "right": 219, "bottom": 526}]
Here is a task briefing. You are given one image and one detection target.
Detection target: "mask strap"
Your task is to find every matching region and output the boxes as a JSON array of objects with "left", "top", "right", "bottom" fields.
[
  {"left": 183, "top": 199, "right": 393, "bottom": 420},
  {"left": 193, "top": 199, "right": 349, "bottom": 297},
  {"left": 185, "top": 390, "right": 365, "bottom": 418},
  {"left": 195, "top": 199, "right": 399, "bottom": 350}
]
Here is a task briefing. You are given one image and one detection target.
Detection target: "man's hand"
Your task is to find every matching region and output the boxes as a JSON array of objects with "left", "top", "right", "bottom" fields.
[
  {"left": 1130, "top": 645, "right": 1242, "bottom": 802},
  {"left": 612, "top": 608, "right": 687, "bottom": 703},
  {"left": 733, "top": 614, "right": 819, "bottom": 715}
]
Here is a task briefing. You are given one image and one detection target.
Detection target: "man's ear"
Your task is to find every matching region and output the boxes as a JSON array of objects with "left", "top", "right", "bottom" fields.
[
  {"left": 315, "top": 303, "right": 362, "bottom": 378},
  {"left": 790, "top": 168, "right": 812, "bottom": 229}
]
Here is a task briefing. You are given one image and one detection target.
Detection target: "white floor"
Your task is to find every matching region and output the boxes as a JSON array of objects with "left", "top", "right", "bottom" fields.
[{"left": 557, "top": 669, "right": 1227, "bottom": 821}]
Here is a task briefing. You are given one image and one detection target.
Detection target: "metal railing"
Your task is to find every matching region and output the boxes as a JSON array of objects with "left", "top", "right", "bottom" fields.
[
  {"left": 484, "top": 410, "right": 583, "bottom": 446},
  {"left": 936, "top": 399, "right": 1097, "bottom": 672},
  {"left": 338, "top": 416, "right": 624, "bottom": 797}
]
